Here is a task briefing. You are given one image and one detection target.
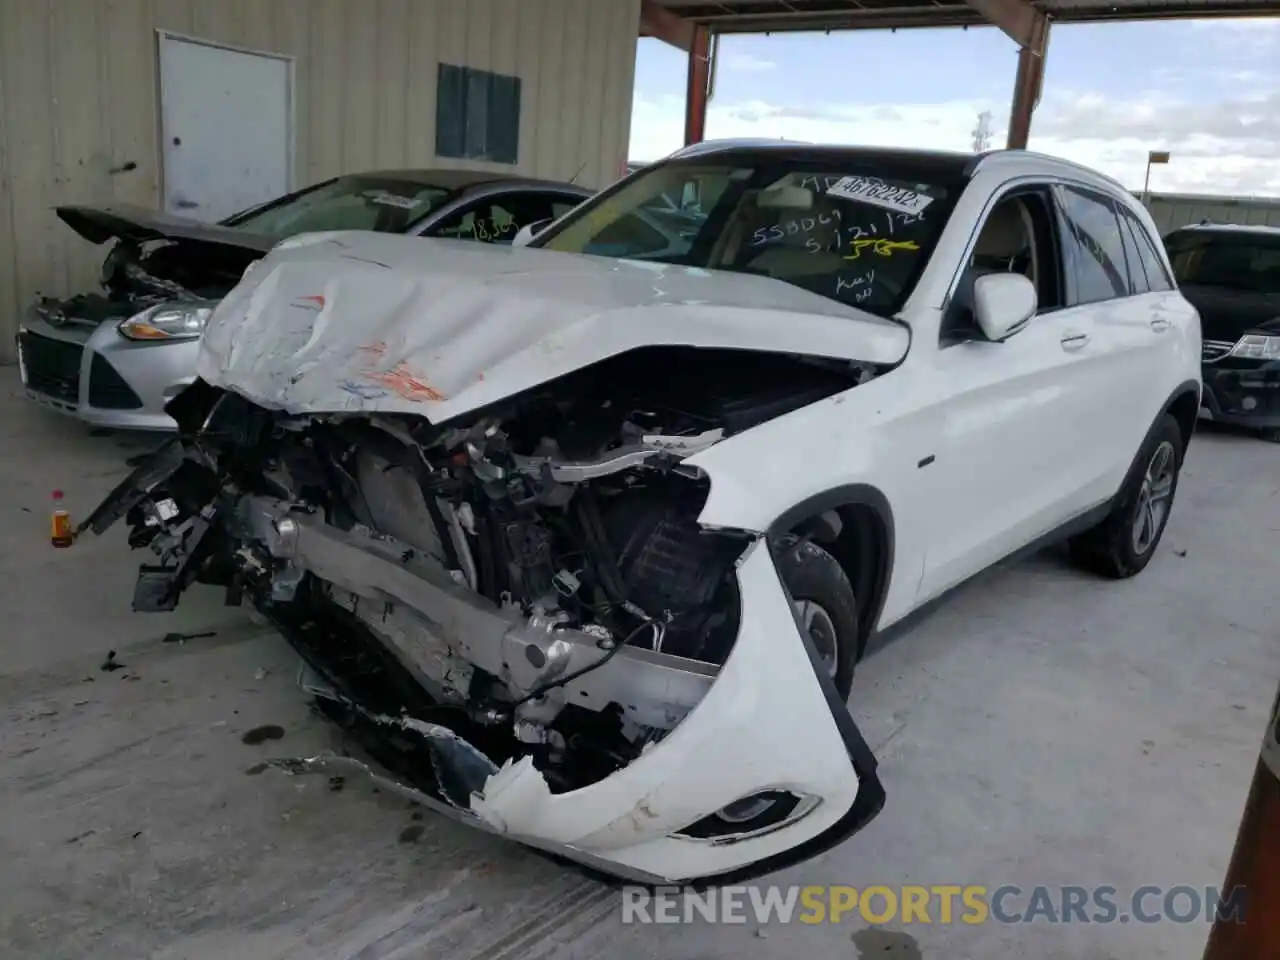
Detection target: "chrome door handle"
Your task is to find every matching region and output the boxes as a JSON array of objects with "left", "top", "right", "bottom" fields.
[
  {"left": 1061, "top": 332, "right": 1089, "bottom": 351},
  {"left": 1150, "top": 317, "right": 1171, "bottom": 332}
]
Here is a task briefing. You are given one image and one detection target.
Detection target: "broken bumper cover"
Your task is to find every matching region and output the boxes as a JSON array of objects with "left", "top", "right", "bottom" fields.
[
  {"left": 86, "top": 456, "right": 885, "bottom": 886},
  {"left": 262, "top": 506, "right": 883, "bottom": 884}
]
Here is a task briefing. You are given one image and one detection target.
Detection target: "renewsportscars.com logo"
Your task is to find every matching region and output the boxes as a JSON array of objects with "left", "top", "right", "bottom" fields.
[{"left": 621, "top": 884, "right": 1249, "bottom": 926}]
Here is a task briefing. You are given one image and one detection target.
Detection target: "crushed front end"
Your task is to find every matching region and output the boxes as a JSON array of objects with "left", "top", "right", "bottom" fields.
[{"left": 84, "top": 349, "right": 884, "bottom": 884}]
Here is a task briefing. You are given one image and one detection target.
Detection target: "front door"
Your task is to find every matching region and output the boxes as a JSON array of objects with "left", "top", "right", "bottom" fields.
[
  {"left": 916, "top": 186, "right": 1112, "bottom": 602},
  {"left": 158, "top": 34, "right": 292, "bottom": 223}
]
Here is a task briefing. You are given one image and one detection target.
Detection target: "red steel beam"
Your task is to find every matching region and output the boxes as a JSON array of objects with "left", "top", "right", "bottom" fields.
[
  {"left": 684, "top": 24, "right": 712, "bottom": 146},
  {"left": 1203, "top": 683, "right": 1280, "bottom": 959},
  {"left": 1004, "top": 13, "right": 1049, "bottom": 148},
  {"left": 963, "top": 0, "right": 1051, "bottom": 148},
  {"left": 640, "top": 0, "right": 695, "bottom": 51},
  {"left": 963, "top": 0, "right": 1049, "bottom": 51}
]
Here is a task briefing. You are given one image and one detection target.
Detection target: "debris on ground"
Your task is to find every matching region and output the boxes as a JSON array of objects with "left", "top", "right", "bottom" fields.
[
  {"left": 100, "top": 651, "right": 124, "bottom": 672},
  {"left": 328, "top": 776, "right": 345, "bottom": 792},
  {"left": 245, "top": 762, "right": 269, "bottom": 775},
  {"left": 1174, "top": 548, "right": 1188, "bottom": 557},
  {"left": 241, "top": 724, "right": 286, "bottom": 745},
  {"left": 253, "top": 667, "right": 269, "bottom": 681},
  {"left": 162, "top": 630, "right": 217, "bottom": 644},
  {"left": 398, "top": 824, "right": 425, "bottom": 843}
]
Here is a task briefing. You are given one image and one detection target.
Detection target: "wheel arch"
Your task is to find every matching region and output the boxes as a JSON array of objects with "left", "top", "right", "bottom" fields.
[
  {"left": 1163, "top": 380, "right": 1202, "bottom": 455},
  {"left": 766, "top": 484, "right": 896, "bottom": 659},
  {"left": 1102, "top": 379, "right": 1200, "bottom": 514}
]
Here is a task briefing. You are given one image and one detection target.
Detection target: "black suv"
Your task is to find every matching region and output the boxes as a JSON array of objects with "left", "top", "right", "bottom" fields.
[{"left": 1164, "top": 223, "right": 1280, "bottom": 442}]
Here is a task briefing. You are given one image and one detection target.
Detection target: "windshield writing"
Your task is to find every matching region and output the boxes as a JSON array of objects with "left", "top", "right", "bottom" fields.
[{"left": 534, "top": 159, "right": 953, "bottom": 317}]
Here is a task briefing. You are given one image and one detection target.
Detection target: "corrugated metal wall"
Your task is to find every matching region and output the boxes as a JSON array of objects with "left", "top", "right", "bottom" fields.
[
  {"left": 1140, "top": 192, "right": 1280, "bottom": 236},
  {"left": 0, "top": 0, "right": 640, "bottom": 361}
]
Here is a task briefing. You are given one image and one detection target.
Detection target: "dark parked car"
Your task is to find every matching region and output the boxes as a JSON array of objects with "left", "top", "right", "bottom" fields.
[
  {"left": 1165, "top": 223, "right": 1280, "bottom": 441},
  {"left": 17, "top": 170, "right": 592, "bottom": 431}
]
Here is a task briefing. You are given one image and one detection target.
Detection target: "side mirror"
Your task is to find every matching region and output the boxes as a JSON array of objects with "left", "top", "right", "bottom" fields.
[
  {"left": 512, "top": 218, "right": 553, "bottom": 248},
  {"left": 972, "top": 273, "right": 1037, "bottom": 342}
]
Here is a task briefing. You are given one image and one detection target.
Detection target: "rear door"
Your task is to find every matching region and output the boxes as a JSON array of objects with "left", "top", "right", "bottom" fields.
[{"left": 1053, "top": 186, "right": 1175, "bottom": 501}]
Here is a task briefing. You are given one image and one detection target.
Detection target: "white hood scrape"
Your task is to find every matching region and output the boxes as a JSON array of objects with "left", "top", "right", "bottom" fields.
[{"left": 196, "top": 231, "right": 910, "bottom": 422}]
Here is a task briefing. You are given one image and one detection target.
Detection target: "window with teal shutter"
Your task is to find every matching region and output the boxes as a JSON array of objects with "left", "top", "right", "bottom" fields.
[{"left": 436, "top": 63, "right": 521, "bottom": 164}]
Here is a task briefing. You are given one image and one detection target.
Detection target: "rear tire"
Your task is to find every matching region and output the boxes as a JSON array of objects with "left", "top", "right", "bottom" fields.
[
  {"left": 1258, "top": 427, "right": 1280, "bottom": 444},
  {"left": 776, "top": 536, "right": 859, "bottom": 701},
  {"left": 1068, "top": 414, "right": 1184, "bottom": 579}
]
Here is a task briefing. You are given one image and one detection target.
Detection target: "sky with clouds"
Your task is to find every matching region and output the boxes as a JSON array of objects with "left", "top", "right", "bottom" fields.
[{"left": 628, "top": 19, "right": 1280, "bottom": 197}]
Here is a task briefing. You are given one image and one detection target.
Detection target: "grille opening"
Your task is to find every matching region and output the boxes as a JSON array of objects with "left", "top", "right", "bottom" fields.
[
  {"left": 19, "top": 332, "right": 83, "bottom": 403},
  {"left": 88, "top": 354, "right": 144, "bottom": 410}
]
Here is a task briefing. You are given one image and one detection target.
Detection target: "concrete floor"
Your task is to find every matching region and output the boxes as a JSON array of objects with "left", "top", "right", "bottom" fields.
[{"left": 1, "top": 366, "right": 1276, "bottom": 960}]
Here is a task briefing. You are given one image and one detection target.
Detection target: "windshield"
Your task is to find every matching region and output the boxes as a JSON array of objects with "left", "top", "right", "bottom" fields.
[
  {"left": 1165, "top": 230, "right": 1280, "bottom": 295},
  {"left": 224, "top": 176, "right": 455, "bottom": 240},
  {"left": 532, "top": 155, "right": 958, "bottom": 317}
]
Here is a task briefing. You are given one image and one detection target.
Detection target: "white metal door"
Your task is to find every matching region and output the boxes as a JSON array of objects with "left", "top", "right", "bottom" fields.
[
  {"left": 158, "top": 33, "right": 292, "bottom": 223},
  {"left": 915, "top": 316, "right": 1098, "bottom": 603}
]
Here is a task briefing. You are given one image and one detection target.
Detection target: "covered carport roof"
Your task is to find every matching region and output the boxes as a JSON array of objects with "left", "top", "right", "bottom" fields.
[
  {"left": 641, "top": 0, "right": 1280, "bottom": 150},
  {"left": 652, "top": 0, "right": 1280, "bottom": 32}
]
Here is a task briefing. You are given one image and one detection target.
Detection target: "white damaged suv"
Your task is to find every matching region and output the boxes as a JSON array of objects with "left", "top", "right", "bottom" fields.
[{"left": 83, "top": 143, "right": 1201, "bottom": 884}]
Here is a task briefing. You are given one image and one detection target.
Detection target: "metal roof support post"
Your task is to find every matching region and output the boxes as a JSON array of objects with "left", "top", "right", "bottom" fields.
[
  {"left": 684, "top": 24, "right": 712, "bottom": 146},
  {"left": 1006, "top": 14, "right": 1049, "bottom": 149},
  {"left": 963, "top": 0, "right": 1050, "bottom": 149},
  {"left": 1202, "top": 681, "right": 1280, "bottom": 959}
]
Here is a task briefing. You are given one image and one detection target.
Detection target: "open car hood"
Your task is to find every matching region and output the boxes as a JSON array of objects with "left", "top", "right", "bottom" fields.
[
  {"left": 55, "top": 204, "right": 276, "bottom": 254},
  {"left": 196, "top": 231, "right": 910, "bottom": 423}
]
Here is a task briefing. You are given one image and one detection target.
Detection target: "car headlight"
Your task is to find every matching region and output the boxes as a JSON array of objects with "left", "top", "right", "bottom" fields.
[
  {"left": 118, "top": 302, "right": 215, "bottom": 342},
  {"left": 1229, "top": 332, "right": 1280, "bottom": 361}
]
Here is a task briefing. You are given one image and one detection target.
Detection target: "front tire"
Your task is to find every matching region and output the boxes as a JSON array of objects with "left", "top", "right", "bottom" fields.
[
  {"left": 1069, "top": 414, "right": 1184, "bottom": 579},
  {"left": 776, "top": 536, "right": 860, "bottom": 701}
]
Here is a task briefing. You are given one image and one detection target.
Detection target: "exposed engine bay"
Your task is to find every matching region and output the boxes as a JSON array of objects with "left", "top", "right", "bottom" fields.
[
  {"left": 86, "top": 344, "right": 885, "bottom": 880},
  {"left": 36, "top": 207, "right": 262, "bottom": 327}
]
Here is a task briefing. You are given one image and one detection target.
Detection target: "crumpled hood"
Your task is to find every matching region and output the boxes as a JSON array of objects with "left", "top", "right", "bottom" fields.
[
  {"left": 196, "top": 230, "right": 910, "bottom": 422},
  {"left": 55, "top": 204, "right": 276, "bottom": 254}
]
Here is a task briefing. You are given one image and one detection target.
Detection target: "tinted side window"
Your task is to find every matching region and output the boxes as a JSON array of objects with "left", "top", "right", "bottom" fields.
[
  {"left": 1057, "top": 187, "right": 1131, "bottom": 303},
  {"left": 1124, "top": 211, "right": 1174, "bottom": 291},
  {"left": 1117, "top": 215, "right": 1149, "bottom": 294}
]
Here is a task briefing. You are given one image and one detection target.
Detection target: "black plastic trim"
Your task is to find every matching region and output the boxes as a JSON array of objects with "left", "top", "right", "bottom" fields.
[
  {"left": 863, "top": 499, "right": 1110, "bottom": 658},
  {"left": 1153, "top": 378, "right": 1203, "bottom": 450},
  {"left": 87, "top": 353, "right": 144, "bottom": 410},
  {"left": 770, "top": 484, "right": 896, "bottom": 639}
]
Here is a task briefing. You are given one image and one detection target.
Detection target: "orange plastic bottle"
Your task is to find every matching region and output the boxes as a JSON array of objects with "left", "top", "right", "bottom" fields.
[{"left": 50, "top": 489, "right": 74, "bottom": 548}]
